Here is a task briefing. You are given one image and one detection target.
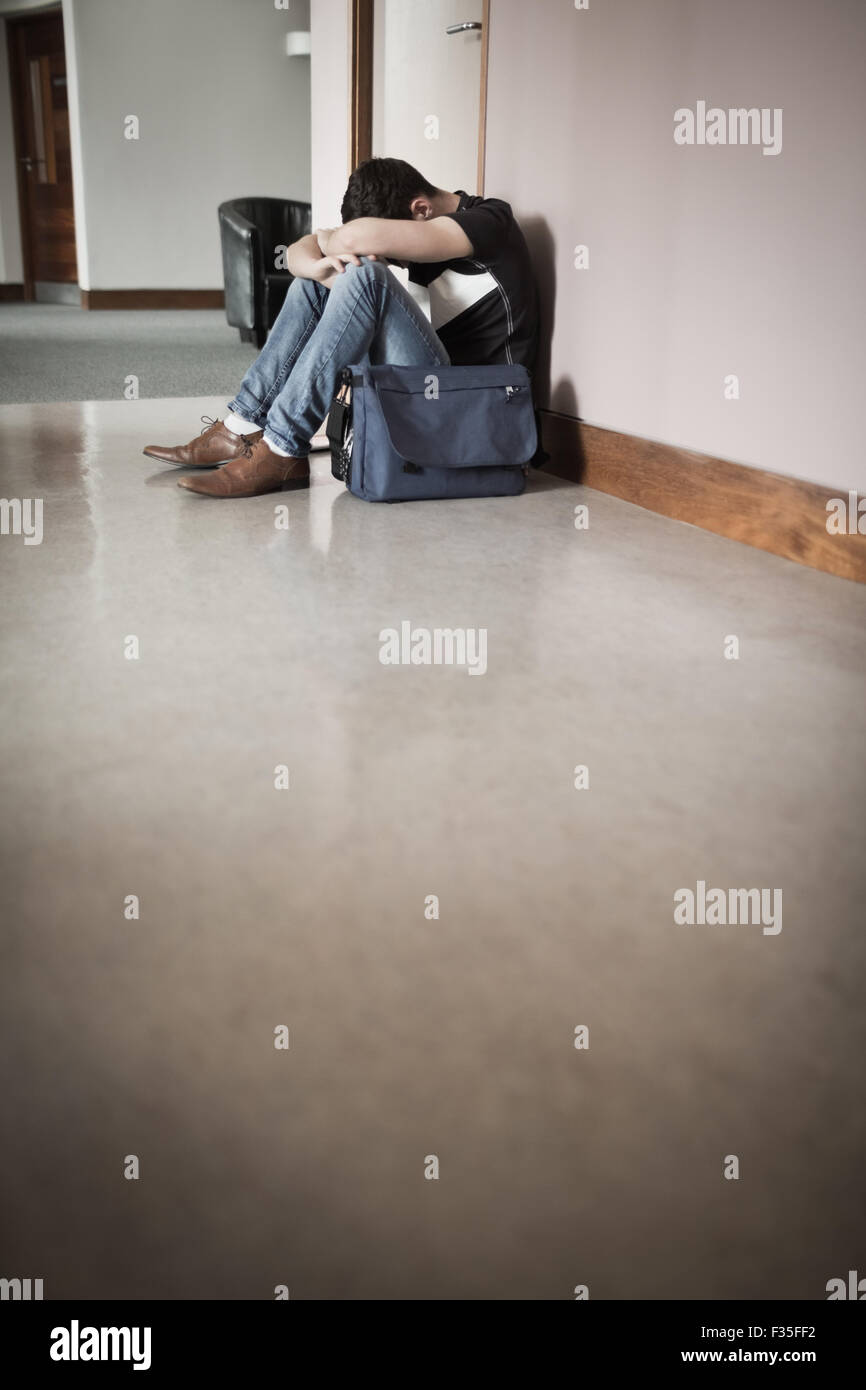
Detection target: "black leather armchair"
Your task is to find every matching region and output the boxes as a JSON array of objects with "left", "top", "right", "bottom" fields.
[{"left": 218, "top": 197, "right": 312, "bottom": 348}]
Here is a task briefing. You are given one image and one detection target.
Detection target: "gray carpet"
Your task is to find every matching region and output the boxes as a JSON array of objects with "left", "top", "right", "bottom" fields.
[{"left": 0, "top": 303, "right": 256, "bottom": 404}]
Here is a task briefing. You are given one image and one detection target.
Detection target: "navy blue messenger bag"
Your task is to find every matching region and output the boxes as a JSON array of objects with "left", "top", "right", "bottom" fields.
[{"left": 326, "top": 361, "right": 538, "bottom": 502}]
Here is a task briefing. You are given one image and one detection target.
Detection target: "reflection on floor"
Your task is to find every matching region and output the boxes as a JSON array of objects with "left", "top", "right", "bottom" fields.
[{"left": 1, "top": 396, "right": 865, "bottom": 1299}]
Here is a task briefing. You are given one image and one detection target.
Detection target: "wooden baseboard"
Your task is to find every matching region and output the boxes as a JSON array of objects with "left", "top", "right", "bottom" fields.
[
  {"left": 0, "top": 283, "right": 25, "bottom": 302},
  {"left": 81, "top": 289, "right": 224, "bottom": 310},
  {"left": 540, "top": 410, "right": 866, "bottom": 584}
]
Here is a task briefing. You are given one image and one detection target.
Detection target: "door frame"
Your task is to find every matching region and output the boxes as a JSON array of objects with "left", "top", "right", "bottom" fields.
[
  {"left": 6, "top": 4, "right": 73, "bottom": 301},
  {"left": 350, "top": 0, "right": 490, "bottom": 194}
]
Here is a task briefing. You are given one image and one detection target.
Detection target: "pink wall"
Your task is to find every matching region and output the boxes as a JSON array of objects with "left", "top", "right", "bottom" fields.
[{"left": 484, "top": 0, "right": 866, "bottom": 491}]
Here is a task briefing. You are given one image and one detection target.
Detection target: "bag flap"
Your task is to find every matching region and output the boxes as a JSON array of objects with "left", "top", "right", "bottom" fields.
[{"left": 361, "top": 363, "right": 537, "bottom": 469}]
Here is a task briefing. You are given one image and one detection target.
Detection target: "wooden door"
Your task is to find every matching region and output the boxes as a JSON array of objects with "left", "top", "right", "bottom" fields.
[{"left": 7, "top": 9, "right": 78, "bottom": 297}]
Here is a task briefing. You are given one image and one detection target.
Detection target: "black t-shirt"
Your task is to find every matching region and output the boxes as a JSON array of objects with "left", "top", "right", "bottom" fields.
[{"left": 405, "top": 191, "right": 539, "bottom": 371}]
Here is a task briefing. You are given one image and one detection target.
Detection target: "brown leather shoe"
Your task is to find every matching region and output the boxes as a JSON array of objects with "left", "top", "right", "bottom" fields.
[
  {"left": 143, "top": 416, "right": 262, "bottom": 468},
  {"left": 177, "top": 435, "right": 310, "bottom": 498}
]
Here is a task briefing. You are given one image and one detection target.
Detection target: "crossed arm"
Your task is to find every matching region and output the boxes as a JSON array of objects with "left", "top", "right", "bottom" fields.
[{"left": 286, "top": 217, "right": 473, "bottom": 288}]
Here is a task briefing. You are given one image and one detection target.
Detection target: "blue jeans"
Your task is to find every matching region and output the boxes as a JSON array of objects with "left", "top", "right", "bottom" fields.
[{"left": 227, "top": 258, "right": 450, "bottom": 457}]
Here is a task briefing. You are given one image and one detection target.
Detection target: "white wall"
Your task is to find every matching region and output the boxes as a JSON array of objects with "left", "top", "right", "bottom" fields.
[
  {"left": 485, "top": 0, "right": 866, "bottom": 492},
  {"left": 309, "top": 0, "right": 349, "bottom": 229},
  {"left": 61, "top": 0, "right": 311, "bottom": 290}
]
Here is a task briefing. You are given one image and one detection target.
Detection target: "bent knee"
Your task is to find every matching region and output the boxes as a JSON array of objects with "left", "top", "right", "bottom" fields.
[{"left": 331, "top": 256, "right": 390, "bottom": 287}]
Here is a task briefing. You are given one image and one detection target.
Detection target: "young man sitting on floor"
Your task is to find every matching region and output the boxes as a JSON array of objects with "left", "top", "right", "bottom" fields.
[{"left": 143, "top": 157, "right": 538, "bottom": 499}]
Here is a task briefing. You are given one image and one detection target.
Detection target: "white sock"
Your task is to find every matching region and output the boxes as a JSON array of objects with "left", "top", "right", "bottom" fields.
[
  {"left": 263, "top": 433, "right": 295, "bottom": 458},
  {"left": 224, "top": 411, "right": 260, "bottom": 436}
]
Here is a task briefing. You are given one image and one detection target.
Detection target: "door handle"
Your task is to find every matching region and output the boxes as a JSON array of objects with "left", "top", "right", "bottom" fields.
[
  {"left": 446, "top": 21, "right": 482, "bottom": 33},
  {"left": 19, "top": 156, "right": 35, "bottom": 171}
]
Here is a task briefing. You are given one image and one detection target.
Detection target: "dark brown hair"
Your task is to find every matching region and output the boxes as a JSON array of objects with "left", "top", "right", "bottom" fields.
[{"left": 341, "top": 157, "right": 438, "bottom": 222}]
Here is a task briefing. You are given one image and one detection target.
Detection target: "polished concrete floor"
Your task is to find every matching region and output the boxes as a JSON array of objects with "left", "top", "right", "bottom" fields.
[{"left": 1, "top": 396, "right": 865, "bottom": 1300}]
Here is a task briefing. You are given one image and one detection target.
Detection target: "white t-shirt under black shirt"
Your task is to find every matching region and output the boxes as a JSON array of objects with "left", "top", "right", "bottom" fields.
[{"left": 398, "top": 190, "right": 539, "bottom": 371}]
